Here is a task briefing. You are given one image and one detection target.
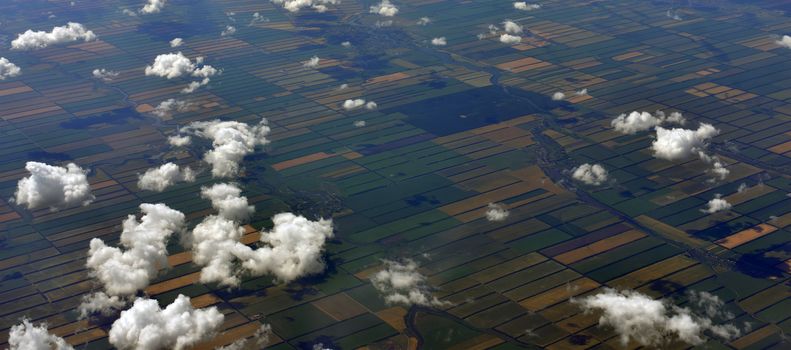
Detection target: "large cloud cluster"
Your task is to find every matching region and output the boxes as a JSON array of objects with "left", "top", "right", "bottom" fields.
[
  {"left": 271, "top": 0, "right": 339, "bottom": 13},
  {"left": 611, "top": 110, "right": 686, "bottom": 135},
  {"left": 11, "top": 22, "right": 96, "bottom": 50},
  {"left": 575, "top": 289, "right": 740, "bottom": 346},
  {"left": 137, "top": 163, "right": 196, "bottom": 192},
  {"left": 371, "top": 260, "right": 449, "bottom": 307},
  {"left": 8, "top": 319, "right": 73, "bottom": 350},
  {"left": 188, "top": 184, "right": 334, "bottom": 287},
  {"left": 144, "top": 52, "right": 219, "bottom": 93},
  {"left": 0, "top": 57, "right": 22, "bottom": 80},
  {"left": 14, "top": 162, "right": 94, "bottom": 211},
  {"left": 652, "top": 123, "right": 718, "bottom": 161},
  {"left": 571, "top": 163, "right": 609, "bottom": 186},
  {"left": 86, "top": 203, "right": 185, "bottom": 296},
  {"left": 370, "top": 0, "right": 399, "bottom": 17},
  {"left": 108, "top": 294, "right": 223, "bottom": 350},
  {"left": 180, "top": 118, "right": 270, "bottom": 178},
  {"left": 141, "top": 0, "right": 167, "bottom": 14}
]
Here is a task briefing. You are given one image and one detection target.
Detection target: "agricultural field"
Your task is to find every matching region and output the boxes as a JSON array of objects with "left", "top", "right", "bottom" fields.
[{"left": 0, "top": 0, "right": 790, "bottom": 349}]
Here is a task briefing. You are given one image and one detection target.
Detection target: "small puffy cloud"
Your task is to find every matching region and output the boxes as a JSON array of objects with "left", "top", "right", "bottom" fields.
[
  {"left": 576, "top": 88, "right": 588, "bottom": 96},
  {"left": 14, "top": 162, "right": 94, "bottom": 211},
  {"left": 571, "top": 163, "right": 609, "bottom": 186},
  {"left": 78, "top": 292, "right": 126, "bottom": 318},
  {"left": 249, "top": 12, "right": 269, "bottom": 26},
  {"left": 181, "top": 118, "right": 270, "bottom": 178},
  {"left": 271, "top": 0, "right": 339, "bottom": 13},
  {"left": 431, "top": 37, "right": 447, "bottom": 46},
  {"left": 514, "top": 2, "right": 541, "bottom": 11},
  {"left": 702, "top": 194, "right": 731, "bottom": 214},
  {"left": 775, "top": 35, "right": 791, "bottom": 49},
  {"left": 11, "top": 22, "right": 96, "bottom": 50},
  {"left": 108, "top": 294, "right": 224, "bottom": 350},
  {"left": 303, "top": 55, "right": 320, "bottom": 68},
  {"left": 485, "top": 203, "right": 509, "bottom": 221},
  {"left": 611, "top": 111, "right": 686, "bottom": 135},
  {"left": 652, "top": 123, "right": 718, "bottom": 161},
  {"left": 574, "top": 288, "right": 740, "bottom": 346},
  {"left": 92, "top": 68, "right": 119, "bottom": 82},
  {"left": 499, "top": 33, "right": 521, "bottom": 44},
  {"left": 201, "top": 183, "right": 254, "bottom": 222},
  {"left": 141, "top": 0, "right": 167, "bottom": 14},
  {"left": 8, "top": 319, "right": 73, "bottom": 350},
  {"left": 86, "top": 203, "right": 185, "bottom": 296},
  {"left": 417, "top": 17, "right": 431, "bottom": 25},
  {"left": 353, "top": 120, "right": 366, "bottom": 127},
  {"left": 370, "top": 0, "right": 399, "bottom": 17},
  {"left": 152, "top": 98, "right": 194, "bottom": 118},
  {"left": 341, "top": 41, "right": 352, "bottom": 48},
  {"left": 216, "top": 324, "right": 272, "bottom": 350},
  {"left": 137, "top": 163, "right": 195, "bottom": 192},
  {"left": 372, "top": 260, "right": 449, "bottom": 307},
  {"left": 144, "top": 52, "right": 219, "bottom": 93},
  {"left": 551, "top": 92, "right": 565, "bottom": 101},
  {"left": 366, "top": 101, "right": 378, "bottom": 110},
  {"left": 168, "top": 134, "right": 191, "bottom": 147},
  {"left": 343, "top": 99, "right": 366, "bottom": 110},
  {"left": 221, "top": 25, "right": 236, "bottom": 36},
  {"left": 0, "top": 57, "right": 22, "bottom": 80},
  {"left": 503, "top": 20, "right": 523, "bottom": 34},
  {"left": 169, "top": 37, "right": 183, "bottom": 47}
]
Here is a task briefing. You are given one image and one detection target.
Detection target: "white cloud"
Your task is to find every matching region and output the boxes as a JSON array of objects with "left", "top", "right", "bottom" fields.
[
  {"left": 152, "top": 98, "right": 194, "bottom": 118},
  {"left": 485, "top": 203, "right": 509, "bottom": 221},
  {"left": 137, "top": 163, "right": 195, "bottom": 192},
  {"left": 702, "top": 194, "right": 731, "bottom": 214},
  {"left": 571, "top": 163, "right": 609, "bottom": 186},
  {"left": 144, "top": 52, "right": 218, "bottom": 93},
  {"left": 221, "top": 25, "right": 236, "bottom": 36},
  {"left": 123, "top": 8, "right": 138, "bottom": 16},
  {"left": 190, "top": 214, "right": 249, "bottom": 287},
  {"left": 343, "top": 99, "right": 365, "bottom": 110},
  {"left": 86, "top": 203, "right": 185, "bottom": 296},
  {"left": 338, "top": 83, "right": 349, "bottom": 90},
  {"left": 78, "top": 292, "right": 126, "bottom": 319},
  {"left": 353, "top": 120, "right": 366, "bottom": 127},
  {"left": 8, "top": 319, "right": 73, "bottom": 350},
  {"left": 365, "top": 101, "right": 378, "bottom": 110},
  {"left": 341, "top": 41, "right": 352, "bottom": 48},
  {"left": 109, "top": 294, "right": 224, "bottom": 350},
  {"left": 0, "top": 57, "right": 21, "bottom": 80},
  {"left": 249, "top": 12, "right": 269, "bottom": 26},
  {"left": 499, "top": 33, "right": 521, "bottom": 44},
  {"left": 775, "top": 35, "right": 791, "bottom": 49},
  {"left": 576, "top": 88, "right": 588, "bottom": 96},
  {"left": 575, "top": 288, "right": 740, "bottom": 346},
  {"left": 514, "top": 2, "right": 541, "bottom": 11},
  {"left": 611, "top": 111, "right": 686, "bottom": 135},
  {"left": 169, "top": 37, "right": 183, "bottom": 47},
  {"left": 14, "top": 162, "right": 94, "bottom": 211},
  {"left": 652, "top": 123, "right": 718, "bottom": 161},
  {"left": 168, "top": 135, "right": 191, "bottom": 147},
  {"left": 503, "top": 20, "right": 523, "bottom": 34},
  {"left": 303, "top": 55, "right": 320, "bottom": 68},
  {"left": 371, "top": 260, "right": 449, "bottom": 307},
  {"left": 216, "top": 324, "right": 272, "bottom": 350},
  {"left": 271, "top": 0, "right": 339, "bottom": 13},
  {"left": 92, "top": 68, "right": 119, "bottom": 82},
  {"left": 431, "top": 37, "right": 447, "bottom": 46},
  {"left": 417, "top": 17, "right": 431, "bottom": 25},
  {"left": 180, "top": 118, "right": 270, "bottom": 178},
  {"left": 141, "top": 0, "right": 167, "bottom": 14},
  {"left": 370, "top": 0, "right": 399, "bottom": 17},
  {"left": 201, "top": 183, "right": 254, "bottom": 222},
  {"left": 551, "top": 92, "right": 565, "bottom": 101},
  {"left": 11, "top": 22, "right": 96, "bottom": 50}
]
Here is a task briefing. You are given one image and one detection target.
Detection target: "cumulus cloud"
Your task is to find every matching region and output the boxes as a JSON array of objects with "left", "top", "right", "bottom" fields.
[
  {"left": 303, "top": 55, "right": 320, "bottom": 68},
  {"left": 372, "top": 260, "right": 449, "bottom": 307},
  {"left": 86, "top": 203, "right": 185, "bottom": 296},
  {"left": 576, "top": 88, "right": 588, "bottom": 96},
  {"left": 514, "top": 2, "right": 541, "bottom": 10},
  {"left": 431, "top": 37, "right": 447, "bottom": 46},
  {"left": 417, "top": 17, "right": 431, "bottom": 25},
  {"left": 342, "top": 99, "right": 377, "bottom": 110},
  {"left": 152, "top": 98, "right": 195, "bottom": 118},
  {"left": 170, "top": 37, "right": 183, "bottom": 47},
  {"left": 141, "top": 0, "right": 167, "bottom": 14},
  {"left": 180, "top": 118, "right": 270, "bottom": 178},
  {"left": 575, "top": 288, "right": 740, "bottom": 346},
  {"left": 551, "top": 92, "right": 565, "bottom": 101},
  {"left": 499, "top": 33, "right": 522, "bottom": 44},
  {"left": 611, "top": 111, "right": 686, "bottom": 135},
  {"left": 201, "top": 183, "right": 254, "bottom": 222},
  {"left": 109, "top": 294, "right": 223, "bottom": 350},
  {"left": 14, "top": 162, "right": 94, "bottom": 211},
  {"left": 144, "top": 52, "right": 219, "bottom": 93},
  {"left": 341, "top": 41, "right": 352, "bottom": 48},
  {"left": 221, "top": 25, "right": 236, "bottom": 36},
  {"left": 0, "top": 57, "right": 22, "bottom": 80},
  {"left": 8, "top": 319, "right": 73, "bottom": 350},
  {"left": 168, "top": 134, "right": 192, "bottom": 147},
  {"left": 503, "top": 20, "right": 523, "bottom": 34},
  {"left": 353, "top": 120, "right": 366, "bottom": 127},
  {"left": 485, "top": 203, "right": 509, "bottom": 221},
  {"left": 271, "top": 0, "right": 339, "bottom": 12},
  {"left": 370, "top": 0, "right": 399, "bottom": 17},
  {"left": 137, "top": 163, "right": 195, "bottom": 192},
  {"left": 702, "top": 194, "right": 731, "bottom": 214},
  {"left": 92, "top": 68, "right": 119, "bottom": 82},
  {"left": 11, "top": 22, "right": 96, "bottom": 50},
  {"left": 78, "top": 292, "right": 126, "bottom": 318},
  {"left": 571, "top": 163, "right": 609, "bottom": 186},
  {"left": 775, "top": 35, "right": 791, "bottom": 49},
  {"left": 652, "top": 123, "right": 718, "bottom": 161}
]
